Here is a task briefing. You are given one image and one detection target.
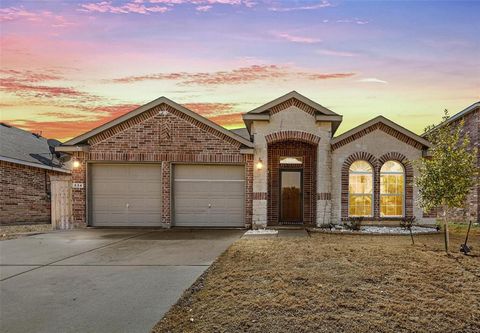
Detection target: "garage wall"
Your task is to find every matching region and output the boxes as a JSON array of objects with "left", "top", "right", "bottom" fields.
[{"left": 71, "top": 103, "right": 253, "bottom": 228}]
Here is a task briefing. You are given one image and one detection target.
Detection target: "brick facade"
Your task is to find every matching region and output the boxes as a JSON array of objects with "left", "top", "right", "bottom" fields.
[
  {"left": 0, "top": 161, "right": 63, "bottom": 225},
  {"left": 63, "top": 93, "right": 441, "bottom": 228},
  {"left": 267, "top": 140, "right": 317, "bottom": 226},
  {"left": 70, "top": 103, "right": 253, "bottom": 227}
]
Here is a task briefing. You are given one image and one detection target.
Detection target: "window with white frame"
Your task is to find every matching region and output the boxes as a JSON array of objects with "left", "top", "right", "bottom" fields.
[
  {"left": 348, "top": 160, "right": 373, "bottom": 217},
  {"left": 380, "top": 161, "right": 405, "bottom": 217}
]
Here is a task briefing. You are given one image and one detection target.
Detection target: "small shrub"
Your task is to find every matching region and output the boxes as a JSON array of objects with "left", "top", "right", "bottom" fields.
[
  {"left": 344, "top": 217, "right": 364, "bottom": 231},
  {"left": 401, "top": 216, "right": 416, "bottom": 245},
  {"left": 400, "top": 216, "right": 416, "bottom": 230},
  {"left": 318, "top": 223, "right": 335, "bottom": 230}
]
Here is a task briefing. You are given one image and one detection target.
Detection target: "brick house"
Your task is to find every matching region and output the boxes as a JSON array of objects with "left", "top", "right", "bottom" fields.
[
  {"left": 59, "top": 91, "right": 435, "bottom": 228},
  {"left": 423, "top": 102, "right": 479, "bottom": 222},
  {"left": 0, "top": 123, "right": 71, "bottom": 225}
]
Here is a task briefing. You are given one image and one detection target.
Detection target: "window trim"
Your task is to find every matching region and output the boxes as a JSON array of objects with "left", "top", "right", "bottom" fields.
[
  {"left": 279, "top": 156, "right": 303, "bottom": 165},
  {"left": 380, "top": 161, "right": 405, "bottom": 218},
  {"left": 348, "top": 160, "right": 374, "bottom": 218}
]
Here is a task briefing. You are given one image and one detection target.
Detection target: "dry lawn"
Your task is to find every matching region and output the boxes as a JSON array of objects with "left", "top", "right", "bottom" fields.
[{"left": 153, "top": 228, "right": 480, "bottom": 333}]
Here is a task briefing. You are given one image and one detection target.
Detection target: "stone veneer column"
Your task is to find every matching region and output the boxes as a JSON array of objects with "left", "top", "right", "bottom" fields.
[
  {"left": 252, "top": 134, "right": 268, "bottom": 228},
  {"left": 316, "top": 137, "right": 332, "bottom": 226}
]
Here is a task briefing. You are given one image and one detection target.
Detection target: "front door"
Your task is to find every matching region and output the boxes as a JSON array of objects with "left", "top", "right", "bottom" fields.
[{"left": 280, "top": 170, "right": 303, "bottom": 223}]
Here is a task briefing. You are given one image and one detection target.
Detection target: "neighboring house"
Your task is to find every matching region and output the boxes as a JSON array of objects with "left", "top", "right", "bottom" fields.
[
  {"left": 0, "top": 123, "right": 71, "bottom": 225},
  {"left": 423, "top": 102, "right": 480, "bottom": 222},
  {"left": 59, "top": 91, "right": 434, "bottom": 228}
]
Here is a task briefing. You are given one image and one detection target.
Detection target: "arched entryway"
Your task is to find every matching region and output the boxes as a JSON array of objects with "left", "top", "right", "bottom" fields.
[{"left": 267, "top": 140, "right": 317, "bottom": 226}]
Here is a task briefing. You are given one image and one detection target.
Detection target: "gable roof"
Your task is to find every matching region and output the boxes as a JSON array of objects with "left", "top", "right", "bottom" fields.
[
  {"left": 422, "top": 101, "right": 480, "bottom": 137},
  {"left": 0, "top": 123, "right": 70, "bottom": 173},
  {"left": 63, "top": 96, "right": 254, "bottom": 148},
  {"left": 247, "top": 91, "right": 339, "bottom": 115},
  {"left": 331, "top": 116, "right": 431, "bottom": 151},
  {"left": 242, "top": 91, "right": 343, "bottom": 134}
]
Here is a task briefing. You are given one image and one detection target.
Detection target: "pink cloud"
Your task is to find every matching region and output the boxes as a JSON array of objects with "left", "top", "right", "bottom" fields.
[
  {"left": 183, "top": 102, "right": 236, "bottom": 116},
  {"left": 196, "top": 5, "right": 212, "bottom": 12},
  {"left": 79, "top": 0, "right": 253, "bottom": 14},
  {"left": 316, "top": 49, "right": 360, "bottom": 57},
  {"left": 0, "top": 6, "right": 72, "bottom": 27},
  {"left": 0, "top": 69, "right": 98, "bottom": 100},
  {"left": 272, "top": 32, "right": 321, "bottom": 44},
  {"left": 10, "top": 103, "right": 140, "bottom": 140},
  {"left": 80, "top": 1, "right": 170, "bottom": 14},
  {"left": 111, "top": 64, "right": 355, "bottom": 85}
]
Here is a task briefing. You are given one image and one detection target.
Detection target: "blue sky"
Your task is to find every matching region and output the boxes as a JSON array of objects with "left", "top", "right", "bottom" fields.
[{"left": 1, "top": 0, "right": 479, "bottom": 140}]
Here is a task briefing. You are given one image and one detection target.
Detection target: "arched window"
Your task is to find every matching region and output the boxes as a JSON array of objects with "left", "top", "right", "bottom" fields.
[
  {"left": 349, "top": 161, "right": 373, "bottom": 217},
  {"left": 380, "top": 161, "right": 405, "bottom": 217}
]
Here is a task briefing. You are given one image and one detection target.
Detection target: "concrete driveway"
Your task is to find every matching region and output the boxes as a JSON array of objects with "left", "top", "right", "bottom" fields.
[{"left": 0, "top": 228, "right": 243, "bottom": 333}]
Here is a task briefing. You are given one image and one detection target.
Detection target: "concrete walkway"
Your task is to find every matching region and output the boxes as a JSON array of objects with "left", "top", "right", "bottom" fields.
[{"left": 0, "top": 229, "right": 243, "bottom": 333}]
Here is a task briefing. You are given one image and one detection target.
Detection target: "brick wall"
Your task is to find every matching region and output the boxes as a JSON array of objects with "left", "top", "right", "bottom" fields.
[
  {"left": 449, "top": 108, "right": 479, "bottom": 222},
  {"left": 71, "top": 103, "right": 252, "bottom": 227},
  {"left": 0, "top": 160, "right": 64, "bottom": 225},
  {"left": 267, "top": 140, "right": 317, "bottom": 226}
]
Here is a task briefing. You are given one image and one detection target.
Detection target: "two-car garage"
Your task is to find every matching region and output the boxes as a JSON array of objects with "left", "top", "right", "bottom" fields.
[{"left": 89, "top": 164, "right": 245, "bottom": 228}]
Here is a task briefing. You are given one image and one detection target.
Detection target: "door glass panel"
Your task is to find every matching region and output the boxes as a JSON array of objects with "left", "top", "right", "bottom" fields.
[{"left": 281, "top": 171, "right": 302, "bottom": 222}]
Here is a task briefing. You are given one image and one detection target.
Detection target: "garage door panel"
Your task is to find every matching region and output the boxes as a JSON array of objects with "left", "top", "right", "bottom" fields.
[
  {"left": 90, "top": 164, "right": 162, "bottom": 227},
  {"left": 174, "top": 165, "right": 245, "bottom": 227}
]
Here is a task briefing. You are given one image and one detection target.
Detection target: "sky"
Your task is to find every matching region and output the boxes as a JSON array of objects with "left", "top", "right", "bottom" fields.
[{"left": 1, "top": 0, "right": 479, "bottom": 141}]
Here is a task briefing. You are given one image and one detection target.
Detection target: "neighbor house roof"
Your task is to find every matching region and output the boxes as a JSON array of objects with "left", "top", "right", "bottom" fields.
[
  {"left": 0, "top": 123, "right": 70, "bottom": 173},
  {"left": 242, "top": 91, "right": 343, "bottom": 135},
  {"left": 422, "top": 101, "right": 480, "bottom": 137},
  {"left": 230, "top": 128, "right": 250, "bottom": 140},
  {"left": 63, "top": 96, "right": 254, "bottom": 148},
  {"left": 331, "top": 116, "right": 431, "bottom": 151}
]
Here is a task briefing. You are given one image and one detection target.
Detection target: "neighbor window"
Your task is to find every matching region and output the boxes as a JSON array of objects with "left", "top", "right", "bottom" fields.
[
  {"left": 280, "top": 157, "right": 303, "bottom": 164},
  {"left": 348, "top": 160, "right": 373, "bottom": 217},
  {"left": 380, "top": 161, "right": 405, "bottom": 217}
]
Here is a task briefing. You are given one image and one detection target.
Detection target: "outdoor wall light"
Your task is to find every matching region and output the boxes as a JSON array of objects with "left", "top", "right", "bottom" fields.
[
  {"left": 73, "top": 160, "right": 81, "bottom": 168},
  {"left": 256, "top": 158, "right": 263, "bottom": 170}
]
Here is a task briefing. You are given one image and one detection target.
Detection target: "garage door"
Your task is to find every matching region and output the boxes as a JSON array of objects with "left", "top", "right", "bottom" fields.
[
  {"left": 174, "top": 165, "right": 245, "bottom": 227},
  {"left": 90, "top": 164, "right": 162, "bottom": 226}
]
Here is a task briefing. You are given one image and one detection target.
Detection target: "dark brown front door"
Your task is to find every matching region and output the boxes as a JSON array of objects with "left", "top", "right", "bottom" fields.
[{"left": 280, "top": 170, "right": 303, "bottom": 223}]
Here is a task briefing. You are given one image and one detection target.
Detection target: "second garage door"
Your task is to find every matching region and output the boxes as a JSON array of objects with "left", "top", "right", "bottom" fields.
[
  {"left": 173, "top": 165, "right": 245, "bottom": 227},
  {"left": 89, "top": 164, "right": 162, "bottom": 227}
]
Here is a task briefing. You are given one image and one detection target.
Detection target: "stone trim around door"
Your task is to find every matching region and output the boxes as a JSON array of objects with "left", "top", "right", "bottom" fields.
[
  {"left": 267, "top": 140, "right": 317, "bottom": 226},
  {"left": 265, "top": 131, "right": 321, "bottom": 145}
]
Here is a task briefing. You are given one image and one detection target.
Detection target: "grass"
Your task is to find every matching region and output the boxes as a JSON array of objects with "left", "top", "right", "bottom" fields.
[
  {"left": 153, "top": 227, "right": 480, "bottom": 333},
  {"left": 0, "top": 224, "right": 52, "bottom": 241}
]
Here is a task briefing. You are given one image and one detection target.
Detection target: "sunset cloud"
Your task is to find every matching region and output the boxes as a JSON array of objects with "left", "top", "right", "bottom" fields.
[
  {"left": 79, "top": 0, "right": 253, "bottom": 14},
  {"left": 10, "top": 103, "right": 140, "bottom": 140},
  {"left": 111, "top": 65, "right": 355, "bottom": 85},
  {"left": 80, "top": 1, "right": 170, "bottom": 14},
  {"left": 183, "top": 102, "right": 237, "bottom": 116},
  {"left": 316, "top": 49, "right": 359, "bottom": 57},
  {"left": 8, "top": 102, "right": 240, "bottom": 140},
  {"left": 358, "top": 78, "right": 388, "bottom": 84},
  {"left": 0, "top": 69, "right": 96, "bottom": 100},
  {"left": 0, "top": 6, "right": 72, "bottom": 27},
  {"left": 196, "top": 5, "right": 212, "bottom": 12},
  {"left": 268, "top": 1, "right": 331, "bottom": 12},
  {"left": 272, "top": 32, "right": 321, "bottom": 44}
]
